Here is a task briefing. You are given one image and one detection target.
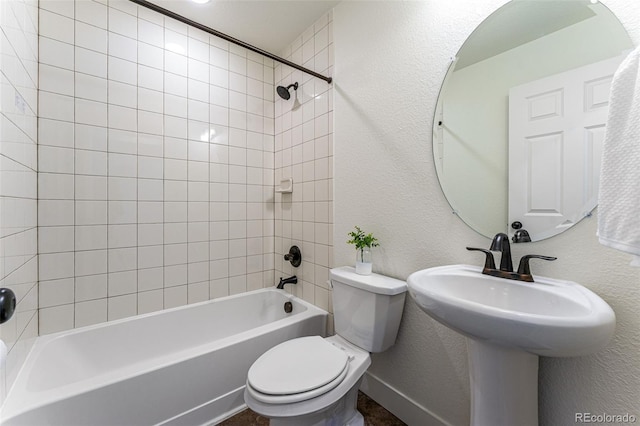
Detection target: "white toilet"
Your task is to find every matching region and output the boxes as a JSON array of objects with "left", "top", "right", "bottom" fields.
[{"left": 244, "top": 266, "right": 407, "bottom": 426}]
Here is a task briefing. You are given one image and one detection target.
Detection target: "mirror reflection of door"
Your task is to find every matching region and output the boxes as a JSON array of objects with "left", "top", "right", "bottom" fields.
[
  {"left": 508, "top": 55, "right": 623, "bottom": 241},
  {"left": 432, "top": 1, "right": 633, "bottom": 242}
]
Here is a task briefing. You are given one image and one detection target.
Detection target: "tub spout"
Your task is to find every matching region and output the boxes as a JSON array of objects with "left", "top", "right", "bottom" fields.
[{"left": 277, "top": 275, "right": 297, "bottom": 289}]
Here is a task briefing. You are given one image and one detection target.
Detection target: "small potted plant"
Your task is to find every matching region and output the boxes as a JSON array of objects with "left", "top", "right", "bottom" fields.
[{"left": 347, "top": 226, "right": 379, "bottom": 275}]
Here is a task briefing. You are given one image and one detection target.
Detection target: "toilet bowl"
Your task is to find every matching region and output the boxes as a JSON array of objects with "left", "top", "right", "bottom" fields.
[{"left": 244, "top": 266, "right": 407, "bottom": 426}]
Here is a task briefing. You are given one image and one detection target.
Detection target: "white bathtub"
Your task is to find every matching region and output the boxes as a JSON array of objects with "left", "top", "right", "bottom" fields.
[{"left": 0, "top": 288, "right": 327, "bottom": 425}]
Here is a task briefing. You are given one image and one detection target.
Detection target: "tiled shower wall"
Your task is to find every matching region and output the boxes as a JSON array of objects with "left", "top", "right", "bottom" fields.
[
  {"left": 37, "top": 0, "right": 276, "bottom": 333},
  {"left": 0, "top": 0, "right": 39, "bottom": 394},
  {"left": 274, "top": 13, "right": 334, "bottom": 324}
]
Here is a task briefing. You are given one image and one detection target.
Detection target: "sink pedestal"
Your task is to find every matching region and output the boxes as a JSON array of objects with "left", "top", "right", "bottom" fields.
[{"left": 468, "top": 340, "right": 539, "bottom": 426}]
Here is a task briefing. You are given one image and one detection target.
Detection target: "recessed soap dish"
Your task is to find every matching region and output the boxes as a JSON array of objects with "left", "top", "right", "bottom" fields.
[{"left": 275, "top": 178, "right": 293, "bottom": 193}]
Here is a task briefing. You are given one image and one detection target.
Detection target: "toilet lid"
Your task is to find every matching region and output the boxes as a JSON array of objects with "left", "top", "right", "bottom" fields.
[{"left": 247, "top": 336, "right": 349, "bottom": 396}]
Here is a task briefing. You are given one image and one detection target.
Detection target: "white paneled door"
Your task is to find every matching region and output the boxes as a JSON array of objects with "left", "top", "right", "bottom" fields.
[{"left": 508, "top": 55, "right": 623, "bottom": 241}]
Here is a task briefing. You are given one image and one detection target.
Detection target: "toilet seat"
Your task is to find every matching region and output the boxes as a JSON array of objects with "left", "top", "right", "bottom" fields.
[{"left": 246, "top": 336, "right": 350, "bottom": 404}]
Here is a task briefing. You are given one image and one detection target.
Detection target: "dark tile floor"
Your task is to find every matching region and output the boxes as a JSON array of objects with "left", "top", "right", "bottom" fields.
[{"left": 219, "top": 391, "right": 406, "bottom": 425}]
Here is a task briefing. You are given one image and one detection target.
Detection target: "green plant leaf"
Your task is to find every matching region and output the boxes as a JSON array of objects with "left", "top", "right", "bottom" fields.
[{"left": 346, "top": 225, "right": 379, "bottom": 249}]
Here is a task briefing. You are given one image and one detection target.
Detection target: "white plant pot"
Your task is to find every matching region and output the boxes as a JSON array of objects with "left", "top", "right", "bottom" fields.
[{"left": 355, "top": 261, "right": 372, "bottom": 275}]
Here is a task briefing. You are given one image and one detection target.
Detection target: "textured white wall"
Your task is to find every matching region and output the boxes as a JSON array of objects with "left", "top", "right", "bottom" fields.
[{"left": 333, "top": 1, "right": 640, "bottom": 425}]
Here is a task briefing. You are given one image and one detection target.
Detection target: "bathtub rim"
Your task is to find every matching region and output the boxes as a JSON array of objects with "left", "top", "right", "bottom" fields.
[{"left": 0, "top": 288, "right": 327, "bottom": 421}]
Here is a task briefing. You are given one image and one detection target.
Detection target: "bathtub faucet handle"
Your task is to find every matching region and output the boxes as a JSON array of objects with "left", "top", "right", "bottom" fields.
[
  {"left": 283, "top": 246, "right": 302, "bottom": 267},
  {"left": 277, "top": 275, "right": 298, "bottom": 289}
]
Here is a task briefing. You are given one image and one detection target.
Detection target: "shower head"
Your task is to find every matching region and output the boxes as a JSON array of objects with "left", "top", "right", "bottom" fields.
[{"left": 276, "top": 82, "right": 298, "bottom": 100}]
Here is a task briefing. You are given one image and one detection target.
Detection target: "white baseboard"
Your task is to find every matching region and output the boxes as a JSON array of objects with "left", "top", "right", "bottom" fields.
[{"left": 360, "top": 372, "right": 454, "bottom": 426}]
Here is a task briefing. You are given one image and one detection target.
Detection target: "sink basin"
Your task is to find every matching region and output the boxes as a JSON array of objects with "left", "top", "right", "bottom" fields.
[
  {"left": 408, "top": 264, "right": 616, "bottom": 426},
  {"left": 407, "top": 264, "right": 615, "bottom": 357}
]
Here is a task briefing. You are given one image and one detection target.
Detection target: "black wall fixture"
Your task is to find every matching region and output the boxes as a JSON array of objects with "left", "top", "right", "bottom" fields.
[
  {"left": 0, "top": 288, "right": 16, "bottom": 325},
  {"left": 284, "top": 246, "right": 302, "bottom": 267},
  {"left": 129, "top": 0, "right": 333, "bottom": 84}
]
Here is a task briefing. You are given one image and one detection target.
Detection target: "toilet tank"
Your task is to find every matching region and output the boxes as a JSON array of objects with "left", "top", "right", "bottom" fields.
[{"left": 330, "top": 266, "right": 407, "bottom": 353}]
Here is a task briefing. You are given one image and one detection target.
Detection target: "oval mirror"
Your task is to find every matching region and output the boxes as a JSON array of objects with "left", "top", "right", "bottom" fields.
[{"left": 434, "top": 0, "right": 633, "bottom": 242}]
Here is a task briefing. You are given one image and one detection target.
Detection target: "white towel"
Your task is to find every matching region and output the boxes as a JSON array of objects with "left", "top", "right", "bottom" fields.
[{"left": 598, "top": 46, "right": 640, "bottom": 266}]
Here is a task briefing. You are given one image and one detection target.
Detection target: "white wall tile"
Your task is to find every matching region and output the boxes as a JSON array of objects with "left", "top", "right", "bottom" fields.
[
  {"left": 108, "top": 0, "right": 138, "bottom": 16},
  {"left": 75, "top": 274, "right": 108, "bottom": 301},
  {"left": 40, "top": 38, "right": 74, "bottom": 70},
  {"left": 138, "top": 179, "right": 163, "bottom": 201},
  {"left": 109, "top": 7, "right": 137, "bottom": 39},
  {"left": 108, "top": 56, "right": 136, "bottom": 85},
  {"left": 39, "top": 91, "right": 74, "bottom": 121},
  {"left": 76, "top": 0, "right": 107, "bottom": 29},
  {"left": 37, "top": 0, "right": 283, "bottom": 334},
  {"left": 188, "top": 58, "right": 209, "bottom": 83},
  {"left": 76, "top": 73, "right": 108, "bottom": 102},
  {"left": 76, "top": 99, "right": 108, "bottom": 127},
  {"left": 39, "top": 200, "right": 74, "bottom": 226},
  {"left": 108, "top": 294, "right": 137, "bottom": 320},
  {"left": 76, "top": 200, "right": 107, "bottom": 225},
  {"left": 165, "top": 51, "right": 187, "bottom": 76},
  {"left": 39, "top": 146, "right": 74, "bottom": 174},
  {"left": 108, "top": 247, "right": 137, "bottom": 272},
  {"left": 138, "top": 289, "right": 163, "bottom": 314},
  {"left": 108, "top": 80, "right": 137, "bottom": 108},
  {"left": 39, "top": 252, "right": 74, "bottom": 281},
  {"left": 138, "top": 267, "right": 163, "bottom": 291},
  {"left": 40, "top": 119, "right": 74, "bottom": 148},
  {"left": 40, "top": 278, "right": 75, "bottom": 307},
  {"left": 108, "top": 176, "right": 137, "bottom": 200},
  {"left": 138, "top": 111, "right": 163, "bottom": 135},
  {"left": 165, "top": 73, "right": 188, "bottom": 98},
  {"left": 138, "top": 201, "right": 163, "bottom": 223},
  {"left": 40, "top": 64, "right": 74, "bottom": 96},
  {"left": 108, "top": 129, "right": 137, "bottom": 154},
  {"left": 138, "top": 19, "right": 163, "bottom": 47},
  {"left": 40, "top": 0, "right": 74, "bottom": 18},
  {"left": 75, "top": 150, "right": 107, "bottom": 176},
  {"left": 108, "top": 200, "right": 137, "bottom": 224},
  {"left": 75, "top": 299, "right": 108, "bottom": 327},
  {"left": 76, "top": 21, "right": 107, "bottom": 53},
  {"left": 164, "top": 94, "right": 187, "bottom": 118},
  {"left": 108, "top": 105, "right": 137, "bottom": 131},
  {"left": 39, "top": 226, "right": 74, "bottom": 254},
  {"left": 39, "top": 304, "right": 74, "bottom": 334},
  {"left": 138, "top": 45, "right": 164, "bottom": 74},
  {"left": 76, "top": 47, "right": 107, "bottom": 78},
  {"left": 138, "top": 245, "right": 163, "bottom": 269},
  {"left": 138, "top": 65, "right": 163, "bottom": 91},
  {"left": 40, "top": 9, "right": 74, "bottom": 44},
  {"left": 188, "top": 38, "right": 208, "bottom": 62},
  {"left": 165, "top": 29, "right": 187, "bottom": 55},
  {"left": 164, "top": 285, "right": 187, "bottom": 309},
  {"left": 108, "top": 32, "right": 137, "bottom": 62},
  {"left": 75, "top": 250, "right": 107, "bottom": 276},
  {"left": 108, "top": 224, "right": 137, "bottom": 248},
  {"left": 39, "top": 173, "right": 74, "bottom": 199},
  {"left": 138, "top": 224, "right": 163, "bottom": 246},
  {"left": 138, "top": 87, "right": 164, "bottom": 114},
  {"left": 75, "top": 225, "right": 107, "bottom": 251},
  {"left": 138, "top": 156, "right": 163, "bottom": 179}
]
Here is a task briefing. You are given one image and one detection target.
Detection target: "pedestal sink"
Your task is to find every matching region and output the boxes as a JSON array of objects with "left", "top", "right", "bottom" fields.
[{"left": 407, "top": 264, "right": 615, "bottom": 426}]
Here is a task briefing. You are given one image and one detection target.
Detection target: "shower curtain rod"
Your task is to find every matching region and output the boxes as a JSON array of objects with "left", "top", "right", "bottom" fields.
[{"left": 129, "top": 0, "right": 333, "bottom": 84}]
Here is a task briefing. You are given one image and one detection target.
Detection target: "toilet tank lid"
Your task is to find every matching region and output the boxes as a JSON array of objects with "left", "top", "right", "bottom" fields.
[{"left": 330, "top": 266, "right": 407, "bottom": 295}]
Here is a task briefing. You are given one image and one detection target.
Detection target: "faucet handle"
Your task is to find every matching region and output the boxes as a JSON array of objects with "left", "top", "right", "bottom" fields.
[
  {"left": 517, "top": 254, "right": 557, "bottom": 276},
  {"left": 466, "top": 247, "right": 496, "bottom": 272}
]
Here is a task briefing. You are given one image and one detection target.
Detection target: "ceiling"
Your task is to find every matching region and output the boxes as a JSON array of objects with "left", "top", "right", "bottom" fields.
[{"left": 147, "top": 0, "right": 340, "bottom": 54}]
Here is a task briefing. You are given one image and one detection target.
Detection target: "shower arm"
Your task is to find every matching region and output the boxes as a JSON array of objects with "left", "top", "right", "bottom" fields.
[{"left": 129, "top": 0, "right": 333, "bottom": 84}]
